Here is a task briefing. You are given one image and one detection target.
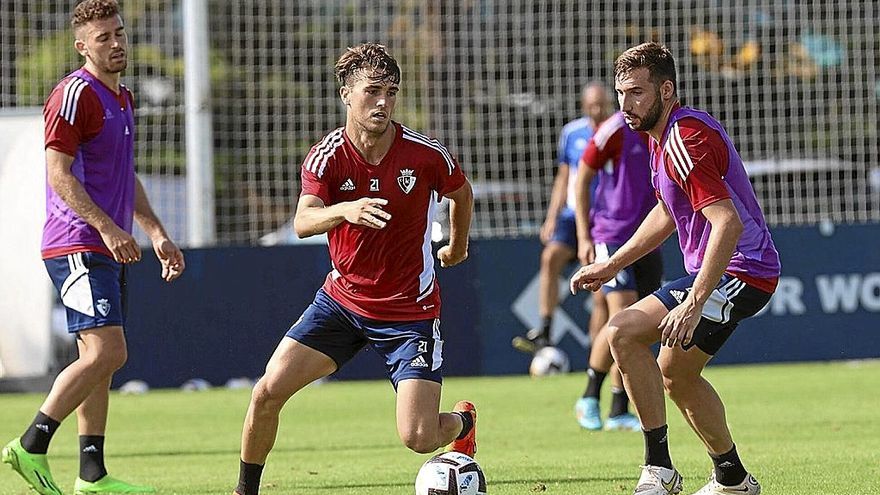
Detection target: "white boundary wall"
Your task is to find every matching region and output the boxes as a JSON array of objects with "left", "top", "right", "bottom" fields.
[{"left": 0, "top": 108, "right": 52, "bottom": 377}]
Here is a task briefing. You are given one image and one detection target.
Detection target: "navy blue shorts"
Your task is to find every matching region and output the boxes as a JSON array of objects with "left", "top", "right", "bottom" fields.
[
  {"left": 596, "top": 243, "right": 664, "bottom": 298},
  {"left": 652, "top": 273, "right": 772, "bottom": 355},
  {"left": 286, "top": 289, "right": 444, "bottom": 388},
  {"left": 44, "top": 252, "right": 127, "bottom": 333},
  {"left": 549, "top": 208, "right": 578, "bottom": 250}
]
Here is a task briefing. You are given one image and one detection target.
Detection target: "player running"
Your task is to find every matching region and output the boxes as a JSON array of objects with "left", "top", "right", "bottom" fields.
[
  {"left": 233, "top": 43, "right": 476, "bottom": 495},
  {"left": 571, "top": 42, "right": 779, "bottom": 495}
]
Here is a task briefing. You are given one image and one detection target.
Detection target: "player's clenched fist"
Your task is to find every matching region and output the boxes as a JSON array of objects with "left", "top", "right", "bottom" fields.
[
  {"left": 569, "top": 261, "right": 617, "bottom": 294},
  {"left": 437, "top": 245, "right": 468, "bottom": 268},
  {"left": 344, "top": 197, "right": 391, "bottom": 229}
]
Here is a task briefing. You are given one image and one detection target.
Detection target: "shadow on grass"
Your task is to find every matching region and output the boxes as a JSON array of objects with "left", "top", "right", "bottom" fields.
[{"left": 48, "top": 442, "right": 403, "bottom": 459}]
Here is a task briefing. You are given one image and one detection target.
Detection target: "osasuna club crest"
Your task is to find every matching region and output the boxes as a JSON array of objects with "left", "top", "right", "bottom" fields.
[
  {"left": 96, "top": 298, "right": 111, "bottom": 317},
  {"left": 397, "top": 168, "right": 416, "bottom": 194}
]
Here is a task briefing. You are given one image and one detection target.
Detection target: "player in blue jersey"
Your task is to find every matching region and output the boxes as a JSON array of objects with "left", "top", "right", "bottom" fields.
[{"left": 512, "top": 83, "right": 613, "bottom": 354}]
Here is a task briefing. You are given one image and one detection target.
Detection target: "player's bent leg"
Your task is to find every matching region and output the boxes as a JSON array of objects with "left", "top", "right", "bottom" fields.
[
  {"left": 41, "top": 327, "right": 128, "bottom": 423},
  {"left": 240, "top": 337, "right": 337, "bottom": 464},
  {"left": 4, "top": 327, "right": 126, "bottom": 495},
  {"left": 659, "top": 345, "right": 760, "bottom": 493},
  {"left": 658, "top": 345, "right": 731, "bottom": 454},
  {"left": 606, "top": 296, "right": 684, "bottom": 494},
  {"left": 395, "top": 379, "right": 465, "bottom": 454},
  {"left": 606, "top": 296, "right": 667, "bottom": 430}
]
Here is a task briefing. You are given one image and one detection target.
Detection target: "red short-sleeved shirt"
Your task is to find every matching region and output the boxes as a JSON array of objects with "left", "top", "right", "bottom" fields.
[{"left": 300, "top": 122, "right": 467, "bottom": 321}]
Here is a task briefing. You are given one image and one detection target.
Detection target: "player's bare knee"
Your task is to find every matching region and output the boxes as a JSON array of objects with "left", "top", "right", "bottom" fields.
[
  {"left": 251, "top": 378, "right": 290, "bottom": 412},
  {"left": 81, "top": 343, "right": 127, "bottom": 374},
  {"left": 106, "top": 345, "right": 128, "bottom": 372},
  {"left": 400, "top": 429, "right": 436, "bottom": 454},
  {"left": 250, "top": 379, "right": 276, "bottom": 409},
  {"left": 540, "top": 246, "right": 557, "bottom": 269},
  {"left": 606, "top": 317, "right": 634, "bottom": 352}
]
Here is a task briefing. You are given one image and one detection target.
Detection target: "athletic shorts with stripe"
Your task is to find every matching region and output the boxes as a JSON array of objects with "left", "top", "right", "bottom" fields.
[
  {"left": 286, "top": 288, "right": 444, "bottom": 388},
  {"left": 596, "top": 243, "right": 664, "bottom": 299},
  {"left": 44, "top": 252, "right": 127, "bottom": 333},
  {"left": 652, "top": 273, "right": 772, "bottom": 355}
]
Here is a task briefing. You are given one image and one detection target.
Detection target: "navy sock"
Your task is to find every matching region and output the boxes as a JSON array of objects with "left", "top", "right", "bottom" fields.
[
  {"left": 582, "top": 368, "right": 607, "bottom": 399},
  {"left": 20, "top": 411, "right": 60, "bottom": 454},
  {"left": 79, "top": 435, "right": 108, "bottom": 482},
  {"left": 609, "top": 387, "right": 629, "bottom": 417},
  {"left": 235, "top": 460, "right": 264, "bottom": 495},
  {"left": 711, "top": 445, "right": 748, "bottom": 486},
  {"left": 643, "top": 425, "right": 673, "bottom": 469}
]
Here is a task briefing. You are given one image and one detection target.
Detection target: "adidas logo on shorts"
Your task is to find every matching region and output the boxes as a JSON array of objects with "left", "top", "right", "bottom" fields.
[
  {"left": 670, "top": 289, "right": 687, "bottom": 303},
  {"left": 340, "top": 178, "right": 355, "bottom": 191},
  {"left": 410, "top": 355, "right": 429, "bottom": 368}
]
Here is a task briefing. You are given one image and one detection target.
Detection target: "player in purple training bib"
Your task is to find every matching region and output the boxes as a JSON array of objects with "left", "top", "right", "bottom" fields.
[
  {"left": 571, "top": 43, "right": 779, "bottom": 495},
  {"left": 572, "top": 109, "right": 663, "bottom": 432},
  {"left": 2, "top": 2, "right": 184, "bottom": 494}
]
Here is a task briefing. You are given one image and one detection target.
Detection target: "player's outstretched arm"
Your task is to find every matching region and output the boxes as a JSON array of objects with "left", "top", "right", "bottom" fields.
[
  {"left": 294, "top": 194, "right": 391, "bottom": 238},
  {"left": 569, "top": 200, "right": 675, "bottom": 294},
  {"left": 134, "top": 176, "right": 185, "bottom": 281},
  {"left": 46, "top": 148, "right": 142, "bottom": 264},
  {"left": 438, "top": 180, "right": 473, "bottom": 268}
]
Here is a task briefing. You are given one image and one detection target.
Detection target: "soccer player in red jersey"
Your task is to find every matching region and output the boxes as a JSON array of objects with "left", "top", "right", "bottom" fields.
[
  {"left": 571, "top": 43, "right": 778, "bottom": 495},
  {"left": 233, "top": 43, "right": 476, "bottom": 495}
]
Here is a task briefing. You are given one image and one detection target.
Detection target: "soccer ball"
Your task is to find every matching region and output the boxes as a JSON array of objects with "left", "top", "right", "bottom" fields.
[
  {"left": 529, "top": 346, "right": 570, "bottom": 377},
  {"left": 415, "top": 451, "right": 487, "bottom": 495}
]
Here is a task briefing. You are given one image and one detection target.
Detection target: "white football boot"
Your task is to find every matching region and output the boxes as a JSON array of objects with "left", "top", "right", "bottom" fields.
[
  {"left": 691, "top": 472, "right": 761, "bottom": 495},
  {"left": 632, "top": 465, "right": 683, "bottom": 494}
]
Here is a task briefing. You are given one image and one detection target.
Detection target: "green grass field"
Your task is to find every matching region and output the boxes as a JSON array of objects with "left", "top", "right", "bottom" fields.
[{"left": 1, "top": 361, "right": 879, "bottom": 494}]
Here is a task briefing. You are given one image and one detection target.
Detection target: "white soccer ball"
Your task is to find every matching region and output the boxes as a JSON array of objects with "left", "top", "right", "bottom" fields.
[
  {"left": 529, "top": 346, "right": 570, "bottom": 377},
  {"left": 415, "top": 451, "right": 487, "bottom": 495}
]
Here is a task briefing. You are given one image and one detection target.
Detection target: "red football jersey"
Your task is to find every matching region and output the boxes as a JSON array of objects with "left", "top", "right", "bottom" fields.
[{"left": 300, "top": 122, "right": 467, "bottom": 321}]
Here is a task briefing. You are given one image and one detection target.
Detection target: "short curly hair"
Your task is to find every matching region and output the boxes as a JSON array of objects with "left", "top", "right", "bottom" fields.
[
  {"left": 71, "top": 0, "right": 120, "bottom": 31},
  {"left": 334, "top": 43, "right": 401, "bottom": 87},
  {"left": 614, "top": 42, "right": 677, "bottom": 93}
]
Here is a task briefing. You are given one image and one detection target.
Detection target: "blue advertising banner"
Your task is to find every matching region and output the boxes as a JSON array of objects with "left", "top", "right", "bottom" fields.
[{"left": 118, "top": 223, "right": 880, "bottom": 388}]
